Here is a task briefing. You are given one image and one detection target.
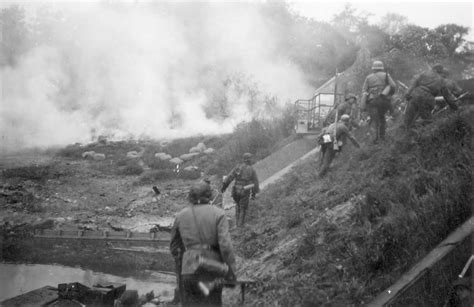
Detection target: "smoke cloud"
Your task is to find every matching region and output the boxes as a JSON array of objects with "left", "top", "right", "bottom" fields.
[{"left": 0, "top": 2, "right": 313, "bottom": 151}]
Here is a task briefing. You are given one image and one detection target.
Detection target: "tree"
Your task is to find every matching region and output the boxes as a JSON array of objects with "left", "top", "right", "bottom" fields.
[
  {"left": 379, "top": 13, "right": 408, "bottom": 36},
  {"left": 433, "top": 24, "right": 469, "bottom": 56},
  {"left": 0, "top": 5, "right": 31, "bottom": 66},
  {"left": 396, "top": 24, "right": 430, "bottom": 57}
]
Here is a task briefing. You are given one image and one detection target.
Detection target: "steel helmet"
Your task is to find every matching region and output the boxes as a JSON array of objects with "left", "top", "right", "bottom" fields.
[
  {"left": 341, "top": 114, "right": 351, "bottom": 122},
  {"left": 188, "top": 181, "right": 212, "bottom": 204},
  {"left": 243, "top": 153, "right": 252, "bottom": 162},
  {"left": 371, "top": 60, "right": 384, "bottom": 71}
]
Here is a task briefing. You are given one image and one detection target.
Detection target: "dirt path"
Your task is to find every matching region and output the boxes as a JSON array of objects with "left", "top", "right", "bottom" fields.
[{"left": 222, "top": 135, "right": 319, "bottom": 211}]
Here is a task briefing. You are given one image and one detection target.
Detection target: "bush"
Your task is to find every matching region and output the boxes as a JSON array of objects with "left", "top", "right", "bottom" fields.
[
  {"left": 117, "top": 162, "right": 144, "bottom": 176},
  {"left": 2, "top": 165, "right": 52, "bottom": 180},
  {"left": 147, "top": 158, "right": 173, "bottom": 170}
]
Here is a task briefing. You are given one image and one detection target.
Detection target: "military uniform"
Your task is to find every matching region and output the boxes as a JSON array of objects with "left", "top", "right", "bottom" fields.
[
  {"left": 170, "top": 183, "right": 236, "bottom": 306},
  {"left": 318, "top": 118, "right": 360, "bottom": 177},
  {"left": 404, "top": 67, "right": 457, "bottom": 129},
  {"left": 222, "top": 154, "right": 259, "bottom": 227},
  {"left": 323, "top": 95, "right": 357, "bottom": 127},
  {"left": 362, "top": 65, "right": 396, "bottom": 142}
]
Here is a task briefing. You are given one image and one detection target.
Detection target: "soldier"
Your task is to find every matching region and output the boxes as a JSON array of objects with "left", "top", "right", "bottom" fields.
[
  {"left": 432, "top": 68, "right": 464, "bottom": 114},
  {"left": 318, "top": 114, "right": 360, "bottom": 177},
  {"left": 170, "top": 181, "right": 237, "bottom": 306},
  {"left": 323, "top": 94, "right": 358, "bottom": 127},
  {"left": 404, "top": 64, "right": 458, "bottom": 129},
  {"left": 361, "top": 60, "right": 397, "bottom": 143},
  {"left": 221, "top": 153, "right": 259, "bottom": 227}
]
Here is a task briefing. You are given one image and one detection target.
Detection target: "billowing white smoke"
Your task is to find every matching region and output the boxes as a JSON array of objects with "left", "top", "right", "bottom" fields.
[{"left": 0, "top": 2, "right": 313, "bottom": 151}]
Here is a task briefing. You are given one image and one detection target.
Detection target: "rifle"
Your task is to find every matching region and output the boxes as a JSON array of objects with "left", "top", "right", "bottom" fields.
[
  {"left": 198, "top": 278, "right": 256, "bottom": 304},
  {"left": 333, "top": 69, "right": 339, "bottom": 151}
]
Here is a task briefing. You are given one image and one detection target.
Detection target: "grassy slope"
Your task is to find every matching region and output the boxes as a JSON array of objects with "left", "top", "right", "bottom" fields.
[{"left": 234, "top": 107, "right": 473, "bottom": 305}]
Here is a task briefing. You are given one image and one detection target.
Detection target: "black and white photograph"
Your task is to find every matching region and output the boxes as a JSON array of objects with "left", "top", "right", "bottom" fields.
[{"left": 0, "top": 0, "right": 472, "bottom": 306}]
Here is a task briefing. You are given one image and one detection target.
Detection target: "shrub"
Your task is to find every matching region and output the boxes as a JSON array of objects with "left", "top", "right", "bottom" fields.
[
  {"left": 117, "top": 162, "right": 144, "bottom": 176},
  {"left": 147, "top": 158, "right": 173, "bottom": 170},
  {"left": 2, "top": 165, "right": 52, "bottom": 180}
]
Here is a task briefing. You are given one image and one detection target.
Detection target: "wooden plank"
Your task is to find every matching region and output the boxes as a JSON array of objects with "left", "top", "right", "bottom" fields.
[
  {"left": 1, "top": 286, "right": 58, "bottom": 307},
  {"left": 35, "top": 229, "right": 170, "bottom": 241}
]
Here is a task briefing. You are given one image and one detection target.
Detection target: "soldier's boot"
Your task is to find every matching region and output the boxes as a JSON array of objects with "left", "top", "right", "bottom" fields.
[
  {"left": 235, "top": 205, "right": 241, "bottom": 228},
  {"left": 240, "top": 208, "right": 247, "bottom": 227}
]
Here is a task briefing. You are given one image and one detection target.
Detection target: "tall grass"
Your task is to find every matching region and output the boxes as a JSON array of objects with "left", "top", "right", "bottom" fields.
[{"left": 237, "top": 113, "right": 473, "bottom": 305}]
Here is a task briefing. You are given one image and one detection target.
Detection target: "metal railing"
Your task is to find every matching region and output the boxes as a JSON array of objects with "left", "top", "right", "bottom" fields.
[{"left": 294, "top": 92, "right": 345, "bottom": 134}]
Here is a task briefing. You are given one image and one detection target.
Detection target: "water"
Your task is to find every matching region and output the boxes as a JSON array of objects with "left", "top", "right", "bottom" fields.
[{"left": 0, "top": 263, "right": 175, "bottom": 302}]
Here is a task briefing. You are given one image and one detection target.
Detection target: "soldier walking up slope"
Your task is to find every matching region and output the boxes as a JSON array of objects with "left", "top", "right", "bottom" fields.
[
  {"left": 222, "top": 153, "right": 260, "bottom": 227},
  {"left": 318, "top": 115, "right": 360, "bottom": 177},
  {"left": 361, "top": 60, "right": 397, "bottom": 143}
]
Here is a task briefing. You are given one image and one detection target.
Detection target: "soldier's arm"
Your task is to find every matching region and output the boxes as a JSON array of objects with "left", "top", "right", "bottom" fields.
[
  {"left": 440, "top": 85, "right": 458, "bottom": 110},
  {"left": 252, "top": 169, "right": 260, "bottom": 195},
  {"left": 362, "top": 76, "right": 369, "bottom": 94},
  {"left": 343, "top": 127, "right": 360, "bottom": 148},
  {"left": 221, "top": 167, "right": 237, "bottom": 192},
  {"left": 216, "top": 212, "right": 236, "bottom": 272},
  {"left": 170, "top": 218, "right": 184, "bottom": 259},
  {"left": 406, "top": 74, "right": 421, "bottom": 98},
  {"left": 388, "top": 74, "right": 397, "bottom": 91}
]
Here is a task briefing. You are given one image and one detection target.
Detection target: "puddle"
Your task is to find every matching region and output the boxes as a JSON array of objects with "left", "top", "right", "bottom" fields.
[{"left": 0, "top": 263, "right": 175, "bottom": 302}]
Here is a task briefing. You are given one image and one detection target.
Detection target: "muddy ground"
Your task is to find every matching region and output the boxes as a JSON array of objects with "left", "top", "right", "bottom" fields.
[{"left": 0, "top": 146, "right": 195, "bottom": 234}]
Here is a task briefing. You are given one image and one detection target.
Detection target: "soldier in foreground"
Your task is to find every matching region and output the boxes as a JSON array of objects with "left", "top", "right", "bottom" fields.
[
  {"left": 404, "top": 64, "right": 458, "bottom": 129},
  {"left": 318, "top": 114, "right": 360, "bottom": 177},
  {"left": 170, "top": 181, "right": 237, "bottom": 306},
  {"left": 221, "top": 153, "right": 259, "bottom": 227},
  {"left": 361, "top": 60, "right": 397, "bottom": 143}
]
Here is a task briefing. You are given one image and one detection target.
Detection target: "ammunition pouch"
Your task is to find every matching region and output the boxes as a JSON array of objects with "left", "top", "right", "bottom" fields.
[
  {"left": 232, "top": 185, "right": 249, "bottom": 198},
  {"left": 318, "top": 134, "right": 333, "bottom": 146},
  {"left": 182, "top": 249, "right": 228, "bottom": 277}
]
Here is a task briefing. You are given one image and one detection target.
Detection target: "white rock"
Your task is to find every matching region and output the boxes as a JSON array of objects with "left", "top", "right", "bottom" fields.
[
  {"left": 169, "top": 157, "right": 183, "bottom": 165},
  {"left": 203, "top": 148, "right": 215, "bottom": 154},
  {"left": 93, "top": 153, "right": 106, "bottom": 160},
  {"left": 82, "top": 151, "right": 96, "bottom": 159},
  {"left": 155, "top": 152, "right": 172, "bottom": 161},
  {"left": 180, "top": 152, "right": 200, "bottom": 161},
  {"left": 189, "top": 146, "right": 200, "bottom": 153},
  {"left": 189, "top": 142, "right": 207, "bottom": 153},
  {"left": 184, "top": 166, "right": 199, "bottom": 171}
]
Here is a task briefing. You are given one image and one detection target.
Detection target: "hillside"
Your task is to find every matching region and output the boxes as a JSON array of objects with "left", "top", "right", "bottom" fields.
[{"left": 232, "top": 106, "right": 473, "bottom": 305}]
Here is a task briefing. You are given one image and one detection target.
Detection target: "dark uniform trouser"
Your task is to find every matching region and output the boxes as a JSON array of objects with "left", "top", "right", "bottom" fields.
[
  {"left": 232, "top": 187, "right": 250, "bottom": 227},
  {"left": 404, "top": 92, "right": 435, "bottom": 129},
  {"left": 368, "top": 95, "right": 392, "bottom": 141},
  {"left": 319, "top": 142, "right": 337, "bottom": 177},
  {"left": 181, "top": 273, "right": 223, "bottom": 306}
]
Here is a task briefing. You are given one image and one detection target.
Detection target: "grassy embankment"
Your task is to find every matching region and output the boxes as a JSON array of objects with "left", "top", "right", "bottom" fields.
[{"left": 235, "top": 108, "right": 473, "bottom": 305}]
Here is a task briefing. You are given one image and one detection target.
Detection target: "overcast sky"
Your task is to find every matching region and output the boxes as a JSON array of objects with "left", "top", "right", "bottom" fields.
[
  {"left": 290, "top": 1, "right": 473, "bottom": 40},
  {"left": 2, "top": 0, "right": 472, "bottom": 41}
]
